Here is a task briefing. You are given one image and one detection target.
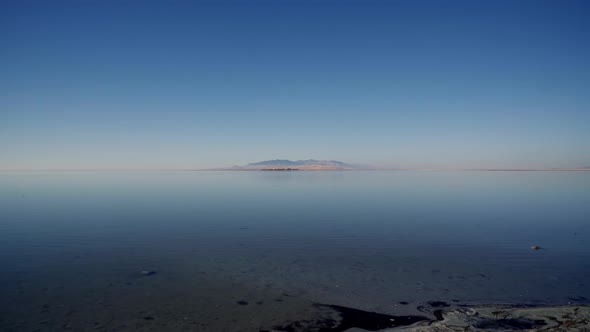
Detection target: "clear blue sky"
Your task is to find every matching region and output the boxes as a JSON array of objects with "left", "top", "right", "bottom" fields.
[{"left": 1, "top": 0, "right": 589, "bottom": 169}]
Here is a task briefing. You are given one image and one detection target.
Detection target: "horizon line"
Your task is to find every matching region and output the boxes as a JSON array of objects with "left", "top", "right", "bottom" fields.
[{"left": 1, "top": 168, "right": 589, "bottom": 172}]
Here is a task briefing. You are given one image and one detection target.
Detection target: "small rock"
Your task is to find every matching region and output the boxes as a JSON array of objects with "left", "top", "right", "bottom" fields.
[{"left": 458, "top": 308, "right": 478, "bottom": 316}]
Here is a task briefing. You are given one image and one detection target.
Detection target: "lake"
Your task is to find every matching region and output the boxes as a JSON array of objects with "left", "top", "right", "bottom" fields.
[{"left": 1, "top": 171, "right": 589, "bottom": 331}]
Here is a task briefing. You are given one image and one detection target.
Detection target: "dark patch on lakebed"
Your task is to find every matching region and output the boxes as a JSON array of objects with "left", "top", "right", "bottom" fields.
[
  {"left": 273, "top": 304, "right": 429, "bottom": 332},
  {"left": 427, "top": 300, "right": 450, "bottom": 308}
]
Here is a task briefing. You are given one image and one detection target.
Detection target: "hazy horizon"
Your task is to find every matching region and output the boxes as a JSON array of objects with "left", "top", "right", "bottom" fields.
[
  {"left": 2, "top": 1, "right": 589, "bottom": 170},
  {"left": 1, "top": 157, "right": 589, "bottom": 172}
]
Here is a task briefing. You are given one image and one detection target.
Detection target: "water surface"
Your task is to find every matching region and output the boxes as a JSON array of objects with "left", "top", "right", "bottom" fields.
[{"left": 1, "top": 171, "right": 589, "bottom": 331}]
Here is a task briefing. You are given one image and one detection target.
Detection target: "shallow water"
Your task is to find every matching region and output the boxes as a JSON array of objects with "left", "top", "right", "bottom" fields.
[{"left": 1, "top": 171, "right": 589, "bottom": 331}]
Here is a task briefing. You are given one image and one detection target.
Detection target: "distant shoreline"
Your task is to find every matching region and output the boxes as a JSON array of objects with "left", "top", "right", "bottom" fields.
[
  {"left": 205, "top": 168, "right": 590, "bottom": 172},
  {"left": 1, "top": 168, "right": 590, "bottom": 172}
]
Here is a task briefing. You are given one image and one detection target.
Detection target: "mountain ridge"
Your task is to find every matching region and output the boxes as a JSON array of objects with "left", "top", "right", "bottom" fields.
[{"left": 229, "top": 159, "right": 369, "bottom": 171}]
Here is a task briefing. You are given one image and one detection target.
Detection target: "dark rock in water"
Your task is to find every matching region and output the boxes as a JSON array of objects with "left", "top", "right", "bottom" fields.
[
  {"left": 140, "top": 270, "right": 156, "bottom": 276},
  {"left": 398, "top": 301, "right": 409, "bottom": 305},
  {"left": 143, "top": 316, "right": 154, "bottom": 321},
  {"left": 475, "top": 318, "right": 546, "bottom": 330},
  {"left": 274, "top": 304, "right": 429, "bottom": 332},
  {"left": 432, "top": 309, "right": 445, "bottom": 321},
  {"left": 237, "top": 300, "right": 248, "bottom": 306}
]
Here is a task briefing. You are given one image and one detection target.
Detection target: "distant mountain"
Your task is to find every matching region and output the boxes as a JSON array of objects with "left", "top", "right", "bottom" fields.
[
  {"left": 248, "top": 159, "right": 302, "bottom": 167},
  {"left": 229, "top": 159, "right": 369, "bottom": 171}
]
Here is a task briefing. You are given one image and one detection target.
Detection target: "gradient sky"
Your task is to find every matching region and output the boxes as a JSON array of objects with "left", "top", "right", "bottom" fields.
[{"left": 1, "top": 0, "right": 589, "bottom": 170}]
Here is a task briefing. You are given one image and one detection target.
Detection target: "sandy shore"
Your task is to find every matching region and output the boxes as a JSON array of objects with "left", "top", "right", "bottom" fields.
[
  {"left": 271, "top": 302, "right": 590, "bottom": 331},
  {"left": 380, "top": 304, "right": 590, "bottom": 331}
]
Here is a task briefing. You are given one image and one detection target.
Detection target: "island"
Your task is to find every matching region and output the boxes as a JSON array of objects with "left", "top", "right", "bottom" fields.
[{"left": 222, "top": 159, "right": 369, "bottom": 171}]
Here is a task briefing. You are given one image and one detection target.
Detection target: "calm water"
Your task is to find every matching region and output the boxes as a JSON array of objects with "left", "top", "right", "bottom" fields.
[{"left": 1, "top": 171, "right": 589, "bottom": 331}]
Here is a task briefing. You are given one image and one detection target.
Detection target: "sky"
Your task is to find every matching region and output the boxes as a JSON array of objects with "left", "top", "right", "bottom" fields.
[{"left": 1, "top": 0, "right": 589, "bottom": 170}]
